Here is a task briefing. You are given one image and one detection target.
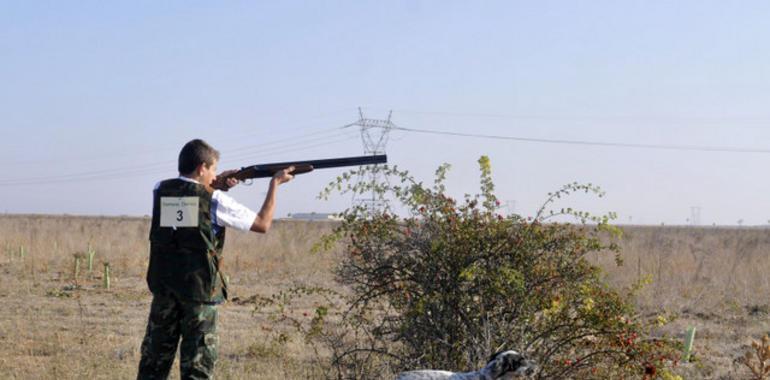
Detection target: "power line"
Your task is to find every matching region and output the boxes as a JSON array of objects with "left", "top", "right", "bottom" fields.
[
  {"left": 224, "top": 129, "right": 356, "bottom": 162},
  {"left": 0, "top": 135, "right": 359, "bottom": 186},
  {"left": 0, "top": 129, "right": 359, "bottom": 186},
  {"left": 225, "top": 133, "right": 360, "bottom": 167},
  {"left": 386, "top": 125, "right": 770, "bottom": 154},
  {"left": 7, "top": 124, "right": 344, "bottom": 167},
  {"left": 392, "top": 108, "right": 770, "bottom": 123}
]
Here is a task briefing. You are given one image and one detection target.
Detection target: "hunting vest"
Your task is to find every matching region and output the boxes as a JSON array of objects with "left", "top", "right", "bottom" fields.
[{"left": 148, "top": 178, "right": 227, "bottom": 303}]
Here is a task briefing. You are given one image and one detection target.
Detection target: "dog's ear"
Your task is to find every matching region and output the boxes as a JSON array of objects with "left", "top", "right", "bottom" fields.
[
  {"left": 485, "top": 352, "right": 506, "bottom": 375},
  {"left": 488, "top": 350, "right": 503, "bottom": 364}
]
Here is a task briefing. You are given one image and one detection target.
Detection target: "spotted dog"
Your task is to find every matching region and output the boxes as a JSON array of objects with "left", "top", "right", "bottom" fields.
[{"left": 395, "top": 350, "right": 537, "bottom": 380}]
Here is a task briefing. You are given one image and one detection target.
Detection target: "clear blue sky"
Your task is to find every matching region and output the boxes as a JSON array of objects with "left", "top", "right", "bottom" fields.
[{"left": 2, "top": 1, "right": 770, "bottom": 225}]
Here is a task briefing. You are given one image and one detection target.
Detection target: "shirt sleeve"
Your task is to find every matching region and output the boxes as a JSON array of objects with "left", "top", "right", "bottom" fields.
[{"left": 210, "top": 190, "right": 257, "bottom": 231}]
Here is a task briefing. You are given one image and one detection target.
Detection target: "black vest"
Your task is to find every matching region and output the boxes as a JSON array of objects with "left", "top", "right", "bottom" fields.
[{"left": 148, "top": 178, "right": 227, "bottom": 303}]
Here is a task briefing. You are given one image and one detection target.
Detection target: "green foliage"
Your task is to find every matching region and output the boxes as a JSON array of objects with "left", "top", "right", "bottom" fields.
[{"left": 265, "top": 157, "right": 680, "bottom": 379}]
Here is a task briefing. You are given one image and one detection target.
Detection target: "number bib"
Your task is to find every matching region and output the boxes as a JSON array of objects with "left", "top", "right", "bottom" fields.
[{"left": 159, "top": 196, "right": 199, "bottom": 227}]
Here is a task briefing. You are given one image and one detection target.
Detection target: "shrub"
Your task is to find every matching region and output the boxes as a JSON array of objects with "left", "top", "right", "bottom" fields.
[
  {"left": 259, "top": 157, "right": 680, "bottom": 379},
  {"left": 739, "top": 335, "right": 770, "bottom": 379}
]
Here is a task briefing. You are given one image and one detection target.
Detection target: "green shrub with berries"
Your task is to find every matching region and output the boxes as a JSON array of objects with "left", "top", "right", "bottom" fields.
[{"left": 258, "top": 157, "right": 681, "bottom": 379}]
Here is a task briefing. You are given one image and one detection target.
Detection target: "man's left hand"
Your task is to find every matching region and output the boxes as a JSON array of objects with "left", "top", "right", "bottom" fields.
[{"left": 214, "top": 169, "right": 240, "bottom": 191}]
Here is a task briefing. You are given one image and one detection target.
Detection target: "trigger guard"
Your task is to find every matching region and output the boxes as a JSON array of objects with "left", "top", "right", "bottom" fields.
[{"left": 243, "top": 179, "right": 254, "bottom": 186}]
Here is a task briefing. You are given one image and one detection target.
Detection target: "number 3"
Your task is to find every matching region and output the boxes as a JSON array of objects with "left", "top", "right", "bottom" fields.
[{"left": 177, "top": 210, "right": 183, "bottom": 221}]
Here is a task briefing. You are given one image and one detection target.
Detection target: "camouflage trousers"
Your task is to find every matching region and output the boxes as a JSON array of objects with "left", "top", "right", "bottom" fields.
[{"left": 137, "top": 293, "right": 219, "bottom": 380}]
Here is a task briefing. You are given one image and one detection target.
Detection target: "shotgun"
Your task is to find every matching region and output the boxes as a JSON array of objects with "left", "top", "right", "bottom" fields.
[{"left": 212, "top": 154, "right": 387, "bottom": 191}]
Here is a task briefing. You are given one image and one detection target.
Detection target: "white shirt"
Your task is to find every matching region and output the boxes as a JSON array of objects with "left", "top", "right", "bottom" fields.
[{"left": 154, "top": 177, "right": 257, "bottom": 232}]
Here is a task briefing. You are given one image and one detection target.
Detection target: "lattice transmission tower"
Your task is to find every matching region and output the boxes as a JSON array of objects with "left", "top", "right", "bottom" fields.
[
  {"left": 689, "top": 206, "right": 701, "bottom": 226},
  {"left": 343, "top": 107, "right": 394, "bottom": 212}
]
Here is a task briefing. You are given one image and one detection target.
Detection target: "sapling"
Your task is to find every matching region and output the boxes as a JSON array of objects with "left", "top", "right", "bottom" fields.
[
  {"left": 103, "top": 262, "right": 111, "bottom": 290},
  {"left": 73, "top": 253, "right": 85, "bottom": 285},
  {"left": 87, "top": 243, "right": 95, "bottom": 273},
  {"left": 683, "top": 326, "right": 696, "bottom": 362}
]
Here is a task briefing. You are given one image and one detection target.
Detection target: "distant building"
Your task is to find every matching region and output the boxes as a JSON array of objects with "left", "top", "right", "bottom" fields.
[{"left": 286, "top": 212, "right": 341, "bottom": 221}]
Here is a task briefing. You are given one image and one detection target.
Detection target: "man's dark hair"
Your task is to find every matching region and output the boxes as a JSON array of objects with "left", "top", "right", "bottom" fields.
[{"left": 178, "top": 139, "right": 220, "bottom": 175}]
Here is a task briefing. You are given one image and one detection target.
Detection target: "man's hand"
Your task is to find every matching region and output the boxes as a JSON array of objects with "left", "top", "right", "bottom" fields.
[
  {"left": 272, "top": 166, "right": 295, "bottom": 185},
  {"left": 213, "top": 169, "right": 240, "bottom": 191}
]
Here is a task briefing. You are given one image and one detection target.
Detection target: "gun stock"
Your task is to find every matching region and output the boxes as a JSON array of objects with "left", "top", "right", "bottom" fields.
[{"left": 212, "top": 154, "right": 387, "bottom": 191}]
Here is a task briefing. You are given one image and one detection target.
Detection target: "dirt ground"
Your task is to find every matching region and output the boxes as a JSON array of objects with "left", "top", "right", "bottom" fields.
[
  {"left": 0, "top": 272, "right": 330, "bottom": 379},
  {"left": 0, "top": 215, "right": 338, "bottom": 379},
  {"left": 0, "top": 215, "right": 768, "bottom": 379}
]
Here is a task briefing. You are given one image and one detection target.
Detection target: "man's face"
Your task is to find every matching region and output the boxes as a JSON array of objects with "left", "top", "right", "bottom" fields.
[{"left": 199, "top": 160, "right": 218, "bottom": 186}]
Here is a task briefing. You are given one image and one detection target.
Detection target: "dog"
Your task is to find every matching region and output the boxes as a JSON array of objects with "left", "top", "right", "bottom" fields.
[{"left": 395, "top": 350, "right": 537, "bottom": 380}]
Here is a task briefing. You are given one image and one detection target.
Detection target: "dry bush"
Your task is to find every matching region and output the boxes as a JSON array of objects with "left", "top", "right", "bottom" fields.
[
  {"left": 740, "top": 335, "right": 770, "bottom": 379},
  {"left": 260, "top": 158, "right": 682, "bottom": 379}
]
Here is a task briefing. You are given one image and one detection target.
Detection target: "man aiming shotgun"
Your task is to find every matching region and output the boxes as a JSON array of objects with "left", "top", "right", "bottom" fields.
[
  {"left": 137, "top": 139, "right": 295, "bottom": 379},
  {"left": 137, "top": 139, "right": 386, "bottom": 379}
]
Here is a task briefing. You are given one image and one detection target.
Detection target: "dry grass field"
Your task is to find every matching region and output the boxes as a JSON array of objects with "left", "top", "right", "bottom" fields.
[
  {"left": 0, "top": 214, "right": 768, "bottom": 379},
  {"left": 597, "top": 226, "right": 770, "bottom": 379},
  {"left": 0, "top": 215, "right": 340, "bottom": 380}
]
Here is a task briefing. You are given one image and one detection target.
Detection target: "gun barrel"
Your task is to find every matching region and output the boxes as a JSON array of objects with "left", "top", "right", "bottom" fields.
[
  {"left": 213, "top": 155, "right": 387, "bottom": 190},
  {"left": 238, "top": 154, "right": 387, "bottom": 179},
  {"left": 253, "top": 154, "right": 387, "bottom": 171}
]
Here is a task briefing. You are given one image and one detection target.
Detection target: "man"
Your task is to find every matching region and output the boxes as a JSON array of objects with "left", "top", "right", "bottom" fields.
[{"left": 137, "top": 139, "right": 294, "bottom": 379}]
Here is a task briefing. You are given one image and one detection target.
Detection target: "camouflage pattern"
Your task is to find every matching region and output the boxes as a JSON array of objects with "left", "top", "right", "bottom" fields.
[{"left": 137, "top": 293, "right": 218, "bottom": 380}]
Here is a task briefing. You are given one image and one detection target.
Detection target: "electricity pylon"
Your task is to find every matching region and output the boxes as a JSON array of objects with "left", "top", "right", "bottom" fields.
[{"left": 343, "top": 107, "right": 394, "bottom": 212}]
